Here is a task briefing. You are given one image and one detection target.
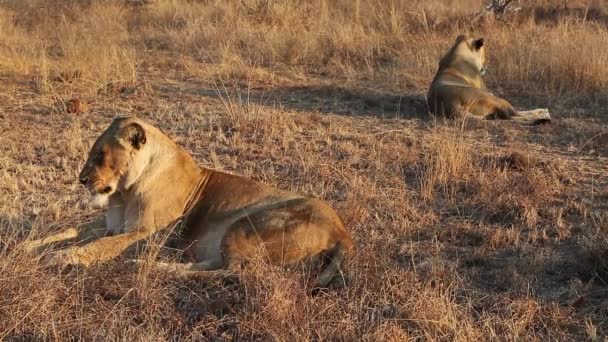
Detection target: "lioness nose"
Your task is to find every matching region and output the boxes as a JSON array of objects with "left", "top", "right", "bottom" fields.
[{"left": 79, "top": 176, "right": 89, "bottom": 185}]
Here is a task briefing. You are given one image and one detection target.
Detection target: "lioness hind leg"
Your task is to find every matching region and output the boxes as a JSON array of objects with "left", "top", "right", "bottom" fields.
[
  {"left": 514, "top": 109, "right": 552, "bottom": 124},
  {"left": 481, "top": 100, "right": 551, "bottom": 125},
  {"left": 461, "top": 92, "right": 517, "bottom": 121}
]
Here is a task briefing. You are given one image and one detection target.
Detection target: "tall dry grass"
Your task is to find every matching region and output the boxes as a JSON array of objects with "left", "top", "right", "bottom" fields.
[{"left": 1, "top": 0, "right": 607, "bottom": 106}]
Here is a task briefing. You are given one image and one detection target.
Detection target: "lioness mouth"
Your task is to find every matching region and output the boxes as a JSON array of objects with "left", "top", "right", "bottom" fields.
[{"left": 100, "top": 186, "right": 113, "bottom": 194}]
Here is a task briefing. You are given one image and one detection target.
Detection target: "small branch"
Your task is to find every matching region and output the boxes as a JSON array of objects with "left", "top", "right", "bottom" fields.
[
  {"left": 476, "top": 0, "right": 520, "bottom": 18},
  {"left": 486, "top": 0, "right": 514, "bottom": 14}
]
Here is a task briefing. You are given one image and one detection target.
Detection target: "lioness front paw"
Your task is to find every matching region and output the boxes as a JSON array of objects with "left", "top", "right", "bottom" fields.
[{"left": 47, "top": 247, "right": 92, "bottom": 268}]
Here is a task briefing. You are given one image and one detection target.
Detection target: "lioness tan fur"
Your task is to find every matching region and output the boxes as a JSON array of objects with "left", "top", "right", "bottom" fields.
[
  {"left": 427, "top": 35, "right": 551, "bottom": 124},
  {"left": 30, "top": 116, "right": 353, "bottom": 288}
]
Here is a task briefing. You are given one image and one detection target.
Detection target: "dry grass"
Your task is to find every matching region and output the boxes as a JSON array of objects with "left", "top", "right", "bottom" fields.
[{"left": 1, "top": 0, "right": 608, "bottom": 340}]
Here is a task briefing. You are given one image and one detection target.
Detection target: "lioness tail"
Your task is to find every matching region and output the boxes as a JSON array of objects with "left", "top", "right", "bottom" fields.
[{"left": 314, "top": 241, "right": 349, "bottom": 289}]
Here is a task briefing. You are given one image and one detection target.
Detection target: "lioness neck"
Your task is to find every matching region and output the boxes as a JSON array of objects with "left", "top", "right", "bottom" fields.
[{"left": 128, "top": 125, "right": 207, "bottom": 216}]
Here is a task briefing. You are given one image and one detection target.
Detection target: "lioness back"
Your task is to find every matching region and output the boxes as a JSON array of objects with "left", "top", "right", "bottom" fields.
[{"left": 179, "top": 170, "right": 353, "bottom": 269}]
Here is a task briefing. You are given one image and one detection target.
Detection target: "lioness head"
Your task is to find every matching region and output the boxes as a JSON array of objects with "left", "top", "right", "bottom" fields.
[
  {"left": 440, "top": 34, "right": 487, "bottom": 75},
  {"left": 78, "top": 117, "right": 147, "bottom": 207}
]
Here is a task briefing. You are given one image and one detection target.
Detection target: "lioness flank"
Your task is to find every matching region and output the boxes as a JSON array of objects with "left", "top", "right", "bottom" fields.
[
  {"left": 427, "top": 35, "right": 551, "bottom": 124},
  {"left": 42, "top": 116, "right": 354, "bottom": 288}
]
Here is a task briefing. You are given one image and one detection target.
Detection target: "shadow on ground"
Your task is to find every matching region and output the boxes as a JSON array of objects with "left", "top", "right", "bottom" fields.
[{"left": 156, "top": 81, "right": 430, "bottom": 120}]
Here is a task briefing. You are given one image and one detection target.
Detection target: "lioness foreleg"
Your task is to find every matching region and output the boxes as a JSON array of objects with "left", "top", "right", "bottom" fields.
[
  {"left": 23, "top": 228, "right": 79, "bottom": 253},
  {"left": 22, "top": 220, "right": 107, "bottom": 253},
  {"left": 132, "top": 259, "right": 234, "bottom": 277},
  {"left": 50, "top": 229, "right": 156, "bottom": 267}
]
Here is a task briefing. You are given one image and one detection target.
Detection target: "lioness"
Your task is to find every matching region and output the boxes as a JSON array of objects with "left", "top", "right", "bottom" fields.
[
  {"left": 33, "top": 116, "right": 353, "bottom": 288},
  {"left": 427, "top": 35, "right": 551, "bottom": 124}
]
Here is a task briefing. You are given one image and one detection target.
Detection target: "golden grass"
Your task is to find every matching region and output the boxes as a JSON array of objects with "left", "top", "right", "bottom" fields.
[{"left": 1, "top": 0, "right": 608, "bottom": 340}]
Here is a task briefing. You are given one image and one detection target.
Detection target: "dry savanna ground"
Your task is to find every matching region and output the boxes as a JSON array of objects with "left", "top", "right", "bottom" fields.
[{"left": 2, "top": 0, "right": 608, "bottom": 340}]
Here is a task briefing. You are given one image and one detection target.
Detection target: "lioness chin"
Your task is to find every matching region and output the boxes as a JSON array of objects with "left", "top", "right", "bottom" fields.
[
  {"left": 427, "top": 34, "right": 552, "bottom": 124},
  {"left": 36, "top": 116, "right": 353, "bottom": 289}
]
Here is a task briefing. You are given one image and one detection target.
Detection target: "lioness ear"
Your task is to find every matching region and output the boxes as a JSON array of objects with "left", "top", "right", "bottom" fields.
[
  {"left": 455, "top": 35, "right": 467, "bottom": 43},
  {"left": 473, "top": 38, "right": 485, "bottom": 50},
  {"left": 122, "top": 122, "right": 146, "bottom": 149}
]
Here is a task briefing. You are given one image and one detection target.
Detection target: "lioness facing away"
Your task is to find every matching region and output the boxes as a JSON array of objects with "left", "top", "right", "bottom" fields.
[
  {"left": 32, "top": 116, "right": 353, "bottom": 289},
  {"left": 427, "top": 35, "right": 551, "bottom": 124}
]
